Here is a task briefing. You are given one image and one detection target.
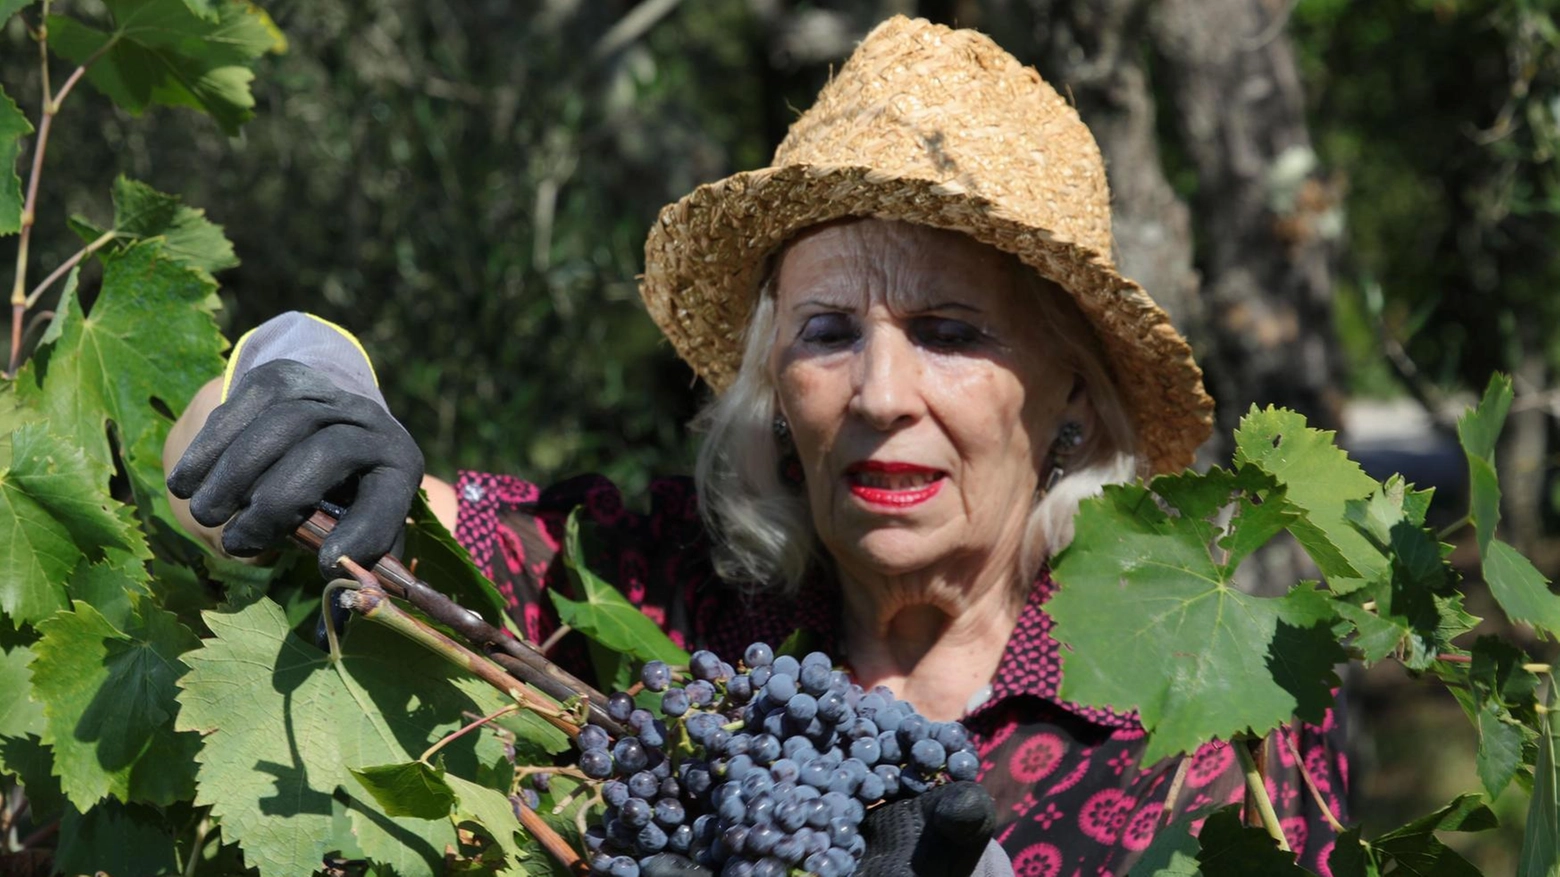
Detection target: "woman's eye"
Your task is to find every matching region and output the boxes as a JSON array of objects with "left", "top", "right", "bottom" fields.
[
  {"left": 799, "top": 313, "right": 858, "bottom": 347},
  {"left": 913, "top": 317, "right": 984, "bottom": 350}
]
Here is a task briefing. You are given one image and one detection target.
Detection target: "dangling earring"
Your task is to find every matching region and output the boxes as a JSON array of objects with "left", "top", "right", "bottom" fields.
[
  {"left": 1044, "top": 421, "right": 1084, "bottom": 492},
  {"left": 774, "top": 416, "right": 804, "bottom": 487}
]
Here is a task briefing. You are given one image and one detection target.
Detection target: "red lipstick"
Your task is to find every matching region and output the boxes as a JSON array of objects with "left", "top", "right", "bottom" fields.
[{"left": 845, "top": 461, "right": 945, "bottom": 508}]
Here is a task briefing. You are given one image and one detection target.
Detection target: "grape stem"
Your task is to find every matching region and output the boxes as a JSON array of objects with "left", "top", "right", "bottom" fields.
[
  {"left": 301, "top": 514, "right": 626, "bottom": 737},
  {"left": 1234, "top": 737, "right": 1291, "bottom": 852},
  {"left": 514, "top": 801, "right": 588, "bottom": 875},
  {"left": 338, "top": 586, "right": 580, "bottom": 739},
  {"left": 1280, "top": 731, "right": 1344, "bottom": 833},
  {"left": 420, "top": 703, "right": 519, "bottom": 764}
]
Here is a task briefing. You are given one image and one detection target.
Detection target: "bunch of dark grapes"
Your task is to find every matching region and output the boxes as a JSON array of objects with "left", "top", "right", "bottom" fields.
[{"left": 578, "top": 642, "right": 980, "bottom": 877}]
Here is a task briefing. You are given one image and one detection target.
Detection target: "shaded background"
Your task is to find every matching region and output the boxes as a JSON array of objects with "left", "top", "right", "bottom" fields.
[{"left": 6, "top": 0, "right": 1560, "bottom": 870}]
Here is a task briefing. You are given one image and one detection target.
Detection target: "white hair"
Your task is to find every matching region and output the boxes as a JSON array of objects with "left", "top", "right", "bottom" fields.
[{"left": 692, "top": 256, "right": 1142, "bottom": 596}]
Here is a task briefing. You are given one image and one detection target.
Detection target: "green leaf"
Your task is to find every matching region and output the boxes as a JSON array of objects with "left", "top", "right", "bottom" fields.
[
  {"left": 47, "top": 0, "right": 284, "bottom": 135},
  {"left": 0, "top": 734, "right": 65, "bottom": 823},
  {"left": 1374, "top": 794, "right": 1495, "bottom": 876},
  {"left": 14, "top": 242, "right": 226, "bottom": 531},
  {"left": 0, "top": 83, "right": 32, "bottom": 236},
  {"left": 0, "top": 643, "right": 43, "bottom": 740},
  {"left": 1521, "top": 684, "right": 1560, "bottom": 877},
  {"left": 1049, "top": 473, "right": 1343, "bottom": 762},
  {"left": 31, "top": 599, "right": 201, "bottom": 807},
  {"left": 1194, "top": 805, "right": 1307, "bottom": 875},
  {"left": 0, "top": 422, "right": 139, "bottom": 624},
  {"left": 1458, "top": 374, "right": 1513, "bottom": 555},
  {"left": 403, "top": 490, "right": 517, "bottom": 632},
  {"left": 1476, "top": 700, "right": 1526, "bottom": 800},
  {"left": 1233, "top": 406, "right": 1384, "bottom": 591},
  {"left": 71, "top": 176, "right": 239, "bottom": 283},
  {"left": 1127, "top": 817, "right": 1202, "bottom": 876},
  {"left": 352, "top": 761, "right": 458, "bottom": 820},
  {"left": 177, "top": 600, "right": 506, "bottom": 876},
  {"left": 552, "top": 508, "right": 689, "bottom": 666},
  {"left": 446, "top": 772, "right": 534, "bottom": 866},
  {"left": 54, "top": 798, "right": 180, "bottom": 876},
  {"left": 70, "top": 541, "right": 156, "bottom": 631},
  {"left": 1327, "top": 828, "right": 1381, "bottom": 877},
  {"left": 1485, "top": 539, "right": 1560, "bottom": 637}
]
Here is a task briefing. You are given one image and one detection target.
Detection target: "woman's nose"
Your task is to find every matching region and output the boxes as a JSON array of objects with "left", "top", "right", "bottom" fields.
[{"left": 849, "top": 327, "right": 926, "bottom": 431}]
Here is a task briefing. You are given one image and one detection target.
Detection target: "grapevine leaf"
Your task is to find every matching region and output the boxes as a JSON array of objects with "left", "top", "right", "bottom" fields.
[
  {"left": 0, "top": 83, "right": 31, "bottom": 235},
  {"left": 31, "top": 599, "right": 201, "bottom": 807},
  {"left": 404, "top": 491, "right": 516, "bottom": 632},
  {"left": 177, "top": 600, "right": 500, "bottom": 876},
  {"left": 0, "top": 1, "right": 38, "bottom": 26},
  {"left": 1457, "top": 374, "right": 1512, "bottom": 555},
  {"left": 1471, "top": 635, "right": 1541, "bottom": 714},
  {"left": 1233, "top": 406, "right": 1383, "bottom": 592},
  {"left": 0, "top": 422, "right": 138, "bottom": 624},
  {"left": 0, "top": 643, "right": 43, "bottom": 740},
  {"left": 54, "top": 799, "right": 180, "bottom": 876},
  {"left": 1521, "top": 684, "right": 1560, "bottom": 877},
  {"left": 446, "top": 773, "right": 533, "bottom": 866},
  {"left": 1476, "top": 700, "right": 1526, "bottom": 800},
  {"left": 70, "top": 176, "right": 239, "bottom": 283},
  {"left": 1126, "top": 817, "right": 1201, "bottom": 876},
  {"left": 1050, "top": 474, "right": 1343, "bottom": 762},
  {"left": 1374, "top": 794, "right": 1495, "bottom": 876},
  {"left": 1194, "top": 805, "right": 1307, "bottom": 875},
  {"left": 69, "top": 542, "right": 155, "bottom": 632},
  {"left": 554, "top": 508, "right": 690, "bottom": 666},
  {"left": 1485, "top": 539, "right": 1560, "bottom": 637},
  {"left": 46, "top": 0, "right": 284, "bottom": 135},
  {"left": 0, "top": 734, "right": 65, "bottom": 822},
  {"left": 1327, "top": 828, "right": 1381, "bottom": 877},
  {"left": 14, "top": 242, "right": 225, "bottom": 530},
  {"left": 351, "top": 761, "right": 456, "bottom": 819}
]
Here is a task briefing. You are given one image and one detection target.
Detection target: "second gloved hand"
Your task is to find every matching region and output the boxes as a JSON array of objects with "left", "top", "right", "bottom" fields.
[{"left": 166, "top": 313, "right": 424, "bottom": 579}]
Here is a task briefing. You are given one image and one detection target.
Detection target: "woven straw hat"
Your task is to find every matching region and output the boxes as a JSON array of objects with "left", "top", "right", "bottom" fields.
[{"left": 641, "top": 15, "right": 1213, "bottom": 473}]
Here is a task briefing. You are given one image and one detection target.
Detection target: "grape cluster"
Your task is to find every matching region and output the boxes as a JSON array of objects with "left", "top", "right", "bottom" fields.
[{"left": 579, "top": 642, "right": 980, "bottom": 877}]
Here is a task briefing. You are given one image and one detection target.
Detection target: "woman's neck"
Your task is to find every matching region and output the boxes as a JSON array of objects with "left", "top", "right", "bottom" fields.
[{"left": 835, "top": 557, "right": 1025, "bottom": 721}]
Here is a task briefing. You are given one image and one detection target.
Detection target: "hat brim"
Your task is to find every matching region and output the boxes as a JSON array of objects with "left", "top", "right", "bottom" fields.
[{"left": 642, "top": 163, "right": 1214, "bottom": 474}]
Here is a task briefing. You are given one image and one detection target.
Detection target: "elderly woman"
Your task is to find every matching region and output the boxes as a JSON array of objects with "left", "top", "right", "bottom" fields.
[{"left": 166, "top": 16, "right": 1346, "bottom": 876}]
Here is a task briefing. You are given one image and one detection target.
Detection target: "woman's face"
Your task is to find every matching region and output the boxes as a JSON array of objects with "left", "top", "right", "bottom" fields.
[{"left": 771, "top": 219, "right": 1082, "bottom": 582}]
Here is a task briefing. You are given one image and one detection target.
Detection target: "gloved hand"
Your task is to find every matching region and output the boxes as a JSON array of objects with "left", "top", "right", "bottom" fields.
[
  {"left": 166, "top": 312, "right": 424, "bottom": 580},
  {"left": 639, "top": 781, "right": 1012, "bottom": 877}
]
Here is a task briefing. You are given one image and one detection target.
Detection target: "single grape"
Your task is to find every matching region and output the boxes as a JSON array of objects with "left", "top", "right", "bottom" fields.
[
  {"left": 751, "top": 858, "right": 787, "bottom": 877},
  {"left": 690, "top": 650, "right": 723, "bottom": 681},
  {"left": 876, "top": 731, "right": 903, "bottom": 764},
  {"left": 662, "top": 688, "right": 690, "bottom": 717},
  {"left": 746, "top": 823, "right": 781, "bottom": 856},
  {"left": 910, "top": 738, "right": 947, "bottom": 772},
  {"left": 799, "top": 662, "right": 832, "bottom": 695},
  {"left": 579, "top": 724, "right": 611, "bottom": 752},
  {"left": 765, "top": 674, "right": 798, "bottom": 704},
  {"left": 686, "top": 679, "right": 717, "bottom": 706},
  {"left": 749, "top": 666, "right": 773, "bottom": 689},
  {"left": 898, "top": 714, "right": 929, "bottom": 745},
  {"left": 721, "top": 824, "right": 750, "bottom": 855},
  {"left": 613, "top": 738, "right": 649, "bottom": 774},
  {"left": 857, "top": 771, "right": 886, "bottom": 803},
  {"left": 628, "top": 771, "right": 659, "bottom": 799},
  {"left": 785, "top": 692, "right": 818, "bottom": 722},
  {"left": 641, "top": 661, "right": 672, "bottom": 691},
  {"left": 816, "top": 691, "right": 848, "bottom": 724},
  {"left": 608, "top": 692, "right": 635, "bottom": 723},
  {"left": 726, "top": 675, "right": 753, "bottom": 703},
  {"left": 772, "top": 655, "right": 801, "bottom": 678},
  {"left": 620, "top": 797, "right": 653, "bottom": 828},
  {"left": 947, "top": 749, "right": 980, "bottom": 781},
  {"left": 668, "top": 823, "right": 694, "bottom": 853},
  {"left": 581, "top": 749, "right": 613, "bottom": 779},
  {"left": 744, "top": 642, "right": 774, "bottom": 668},
  {"left": 607, "top": 855, "right": 639, "bottom": 877},
  {"left": 933, "top": 722, "right": 969, "bottom": 752},
  {"left": 658, "top": 776, "right": 680, "bottom": 800},
  {"left": 850, "top": 736, "right": 881, "bottom": 765},
  {"left": 749, "top": 733, "right": 782, "bottom": 764},
  {"left": 638, "top": 822, "right": 669, "bottom": 853}
]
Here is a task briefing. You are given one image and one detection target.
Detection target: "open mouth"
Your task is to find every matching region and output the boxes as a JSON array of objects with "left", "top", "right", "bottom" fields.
[{"left": 845, "top": 462, "right": 946, "bottom": 507}]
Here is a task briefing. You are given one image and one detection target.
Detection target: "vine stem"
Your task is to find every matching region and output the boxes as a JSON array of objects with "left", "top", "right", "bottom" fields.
[
  {"left": 1280, "top": 731, "right": 1345, "bottom": 833},
  {"left": 338, "top": 585, "right": 580, "bottom": 739},
  {"left": 1437, "top": 514, "right": 1471, "bottom": 541},
  {"left": 7, "top": 19, "right": 111, "bottom": 377},
  {"left": 1234, "top": 739, "right": 1291, "bottom": 852},
  {"left": 25, "top": 229, "right": 116, "bottom": 308},
  {"left": 513, "top": 802, "right": 587, "bottom": 875},
  {"left": 419, "top": 703, "right": 519, "bottom": 764},
  {"left": 183, "top": 813, "right": 212, "bottom": 877}
]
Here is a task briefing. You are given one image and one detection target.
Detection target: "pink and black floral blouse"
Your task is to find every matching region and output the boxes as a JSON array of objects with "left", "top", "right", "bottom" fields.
[{"left": 453, "top": 471, "right": 1350, "bottom": 876}]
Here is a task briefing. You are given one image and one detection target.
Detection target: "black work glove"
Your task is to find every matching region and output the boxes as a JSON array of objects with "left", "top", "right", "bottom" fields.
[
  {"left": 167, "top": 313, "right": 424, "bottom": 581},
  {"left": 639, "top": 782, "right": 1011, "bottom": 877}
]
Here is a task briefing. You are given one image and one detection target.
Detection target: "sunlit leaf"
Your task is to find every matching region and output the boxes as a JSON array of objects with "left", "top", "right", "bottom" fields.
[
  {"left": 31, "top": 599, "right": 201, "bottom": 806},
  {"left": 552, "top": 508, "right": 689, "bottom": 667},
  {"left": 71, "top": 176, "right": 239, "bottom": 283},
  {"left": 1050, "top": 471, "right": 1344, "bottom": 762},
  {"left": 1458, "top": 374, "right": 1512, "bottom": 555},
  {"left": 0, "top": 83, "right": 31, "bottom": 235},
  {"left": 1233, "top": 406, "right": 1383, "bottom": 592},
  {"left": 47, "top": 0, "right": 283, "bottom": 135},
  {"left": 1485, "top": 539, "right": 1560, "bottom": 637},
  {"left": 0, "top": 643, "right": 42, "bottom": 740},
  {"left": 351, "top": 761, "right": 456, "bottom": 820}
]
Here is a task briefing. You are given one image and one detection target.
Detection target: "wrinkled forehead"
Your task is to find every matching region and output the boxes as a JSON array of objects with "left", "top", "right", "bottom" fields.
[{"left": 771, "top": 218, "right": 1022, "bottom": 313}]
